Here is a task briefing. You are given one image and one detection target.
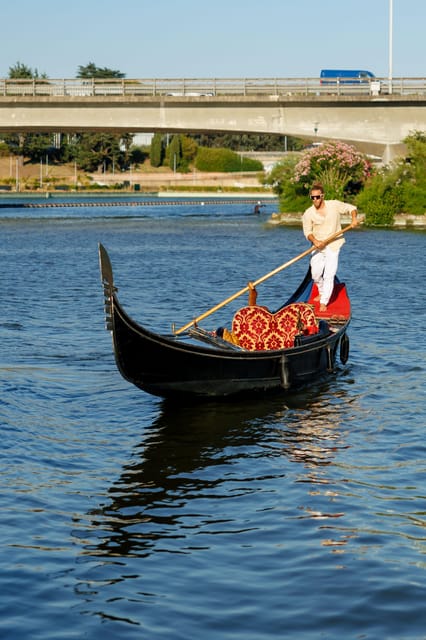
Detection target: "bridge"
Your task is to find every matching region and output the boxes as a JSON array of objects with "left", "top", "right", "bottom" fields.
[{"left": 1, "top": 77, "right": 426, "bottom": 161}]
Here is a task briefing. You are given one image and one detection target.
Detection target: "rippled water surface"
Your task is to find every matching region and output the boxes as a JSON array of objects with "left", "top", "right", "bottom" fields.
[{"left": 1, "top": 198, "right": 425, "bottom": 639}]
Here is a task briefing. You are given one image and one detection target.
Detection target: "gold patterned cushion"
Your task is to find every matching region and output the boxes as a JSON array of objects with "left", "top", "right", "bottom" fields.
[{"left": 232, "top": 303, "right": 318, "bottom": 351}]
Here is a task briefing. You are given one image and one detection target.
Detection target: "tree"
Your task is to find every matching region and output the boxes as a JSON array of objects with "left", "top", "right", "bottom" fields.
[
  {"left": 8, "top": 61, "right": 46, "bottom": 79},
  {"left": 168, "top": 135, "right": 183, "bottom": 171},
  {"left": 71, "top": 132, "right": 130, "bottom": 172},
  {"left": 180, "top": 135, "right": 198, "bottom": 165},
  {"left": 5, "top": 62, "right": 49, "bottom": 161},
  {"left": 76, "top": 62, "right": 125, "bottom": 78},
  {"left": 73, "top": 64, "right": 128, "bottom": 173},
  {"left": 189, "top": 133, "right": 304, "bottom": 152},
  {"left": 167, "top": 135, "right": 196, "bottom": 172},
  {"left": 150, "top": 133, "right": 165, "bottom": 168}
]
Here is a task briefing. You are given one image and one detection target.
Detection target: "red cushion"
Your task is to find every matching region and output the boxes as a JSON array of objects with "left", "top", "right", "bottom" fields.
[{"left": 232, "top": 303, "right": 318, "bottom": 351}]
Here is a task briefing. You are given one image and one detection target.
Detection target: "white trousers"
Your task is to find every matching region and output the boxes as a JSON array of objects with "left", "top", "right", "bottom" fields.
[{"left": 310, "top": 247, "right": 340, "bottom": 305}]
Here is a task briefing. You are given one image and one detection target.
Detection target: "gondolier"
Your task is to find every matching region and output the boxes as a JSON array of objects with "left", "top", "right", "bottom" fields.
[{"left": 302, "top": 182, "right": 358, "bottom": 312}]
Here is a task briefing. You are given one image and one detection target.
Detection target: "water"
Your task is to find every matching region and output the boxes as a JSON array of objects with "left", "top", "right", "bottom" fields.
[{"left": 1, "top": 199, "right": 425, "bottom": 640}]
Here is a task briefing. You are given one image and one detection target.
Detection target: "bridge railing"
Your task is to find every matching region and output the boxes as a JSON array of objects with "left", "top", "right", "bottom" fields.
[{"left": 0, "top": 77, "right": 425, "bottom": 97}]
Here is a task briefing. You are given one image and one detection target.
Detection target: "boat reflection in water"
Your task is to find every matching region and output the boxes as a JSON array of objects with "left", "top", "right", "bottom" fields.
[{"left": 84, "top": 385, "right": 355, "bottom": 560}]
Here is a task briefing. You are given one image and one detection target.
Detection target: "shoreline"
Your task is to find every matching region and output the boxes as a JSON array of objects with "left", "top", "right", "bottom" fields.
[
  {"left": 0, "top": 191, "right": 423, "bottom": 228},
  {"left": 266, "top": 211, "right": 426, "bottom": 229}
]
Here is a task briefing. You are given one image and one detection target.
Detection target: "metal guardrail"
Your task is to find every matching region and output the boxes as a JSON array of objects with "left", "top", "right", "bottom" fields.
[{"left": 0, "top": 77, "right": 425, "bottom": 97}]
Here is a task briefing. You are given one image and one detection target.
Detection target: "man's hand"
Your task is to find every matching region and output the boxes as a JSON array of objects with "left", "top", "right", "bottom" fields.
[{"left": 314, "top": 239, "right": 326, "bottom": 250}]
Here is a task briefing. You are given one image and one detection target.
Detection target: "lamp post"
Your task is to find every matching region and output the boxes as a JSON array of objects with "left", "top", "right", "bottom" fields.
[{"left": 388, "top": 0, "right": 393, "bottom": 95}]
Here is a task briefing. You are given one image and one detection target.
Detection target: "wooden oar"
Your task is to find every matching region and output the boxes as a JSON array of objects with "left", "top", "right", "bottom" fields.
[{"left": 174, "top": 224, "right": 354, "bottom": 335}]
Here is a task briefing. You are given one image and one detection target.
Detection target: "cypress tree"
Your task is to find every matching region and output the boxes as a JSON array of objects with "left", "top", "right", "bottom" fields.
[{"left": 150, "top": 133, "right": 164, "bottom": 168}]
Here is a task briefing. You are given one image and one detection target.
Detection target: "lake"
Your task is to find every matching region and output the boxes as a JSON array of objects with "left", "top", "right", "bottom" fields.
[{"left": 1, "top": 197, "right": 425, "bottom": 640}]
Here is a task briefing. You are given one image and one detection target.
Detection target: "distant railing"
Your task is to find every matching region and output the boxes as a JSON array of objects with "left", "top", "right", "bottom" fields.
[{"left": 0, "top": 77, "right": 425, "bottom": 98}]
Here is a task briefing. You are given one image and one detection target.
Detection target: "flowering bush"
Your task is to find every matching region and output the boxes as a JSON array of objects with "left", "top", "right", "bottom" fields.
[{"left": 293, "top": 141, "right": 372, "bottom": 199}]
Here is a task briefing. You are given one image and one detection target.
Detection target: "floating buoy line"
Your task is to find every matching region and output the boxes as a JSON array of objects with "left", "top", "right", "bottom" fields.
[{"left": 0, "top": 198, "right": 269, "bottom": 209}]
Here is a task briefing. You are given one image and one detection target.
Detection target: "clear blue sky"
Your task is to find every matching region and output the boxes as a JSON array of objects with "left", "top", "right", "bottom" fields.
[{"left": 1, "top": 0, "right": 424, "bottom": 79}]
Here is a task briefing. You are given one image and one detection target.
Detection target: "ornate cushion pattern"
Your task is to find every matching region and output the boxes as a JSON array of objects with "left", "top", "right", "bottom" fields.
[{"left": 232, "top": 303, "right": 318, "bottom": 351}]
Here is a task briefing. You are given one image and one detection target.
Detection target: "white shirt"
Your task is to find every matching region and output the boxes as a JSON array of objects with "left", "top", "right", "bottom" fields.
[{"left": 302, "top": 200, "right": 356, "bottom": 251}]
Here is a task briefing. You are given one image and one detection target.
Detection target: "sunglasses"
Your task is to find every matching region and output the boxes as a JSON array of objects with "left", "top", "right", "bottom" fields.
[{"left": 310, "top": 195, "right": 323, "bottom": 200}]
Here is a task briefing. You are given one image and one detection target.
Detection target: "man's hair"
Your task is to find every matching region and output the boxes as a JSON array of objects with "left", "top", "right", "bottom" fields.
[{"left": 310, "top": 182, "right": 324, "bottom": 193}]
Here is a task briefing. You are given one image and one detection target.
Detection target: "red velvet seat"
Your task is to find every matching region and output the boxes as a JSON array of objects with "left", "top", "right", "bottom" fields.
[{"left": 232, "top": 302, "right": 319, "bottom": 351}]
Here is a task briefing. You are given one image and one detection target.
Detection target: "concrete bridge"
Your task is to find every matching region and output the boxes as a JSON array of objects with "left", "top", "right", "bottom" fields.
[{"left": 1, "top": 77, "right": 425, "bottom": 161}]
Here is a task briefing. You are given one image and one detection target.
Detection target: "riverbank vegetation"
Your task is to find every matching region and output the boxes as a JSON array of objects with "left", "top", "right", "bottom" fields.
[
  {"left": 355, "top": 131, "right": 426, "bottom": 223},
  {"left": 264, "top": 133, "right": 425, "bottom": 224}
]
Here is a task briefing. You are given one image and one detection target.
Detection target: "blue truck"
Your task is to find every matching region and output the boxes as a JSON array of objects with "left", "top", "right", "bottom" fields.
[{"left": 320, "top": 69, "right": 375, "bottom": 84}]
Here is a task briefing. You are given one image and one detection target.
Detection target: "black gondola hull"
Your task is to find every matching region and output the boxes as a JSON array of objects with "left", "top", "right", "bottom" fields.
[
  {"left": 110, "top": 294, "right": 344, "bottom": 399},
  {"left": 99, "top": 243, "right": 350, "bottom": 400}
]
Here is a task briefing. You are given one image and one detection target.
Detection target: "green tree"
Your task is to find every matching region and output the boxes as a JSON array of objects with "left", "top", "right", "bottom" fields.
[
  {"left": 130, "top": 146, "right": 148, "bottom": 166},
  {"left": 150, "top": 133, "right": 165, "bottom": 168},
  {"left": 23, "top": 133, "right": 60, "bottom": 162},
  {"left": 73, "top": 64, "right": 129, "bottom": 173},
  {"left": 168, "top": 135, "right": 182, "bottom": 171},
  {"left": 189, "top": 133, "right": 304, "bottom": 152},
  {"left": 71, "top": 132, "right": 130, "bottom": 172},
  {"left": 76, "top": 62, "right": 125, "bottom": 78},
  {"left": 180, "top": 135, "right": 198, "bottom": 165},
  {"left": 4, "top": 63, "right": 48, "bottom": 161},
  {"left": 167, "top": 135, "right": 193, "bottom": 172},
  {"left": 8, "top": 61, "right": 46, "bottom": 79}
]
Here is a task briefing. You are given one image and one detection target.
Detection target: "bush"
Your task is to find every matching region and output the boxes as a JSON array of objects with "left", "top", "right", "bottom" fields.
[
  {"left": 0, "top": 142, "right": 10, "bottom": 157},
  {"left": 263, "top": 155, "right": 307, "bottom": 212},
  {"left": 293, "top": 141, "right": 371, "bottom": 199},
  {"left": 400, "top": 180, "right": 426, "bottom": 215},
  {"left": 355, "top": 171, "right": 403, "bottom": 225},
  {"left": 399, "top": 131, "right": 426, "bottom": 215},
  {"left": 240, "top": 157, "right": 264, "bottom": 171},
  {"left": 356, "top": 132, "right": 426, "bottom": 223},
  {"left": 195, "top": 147, "right": 263, "bottom": 172}
]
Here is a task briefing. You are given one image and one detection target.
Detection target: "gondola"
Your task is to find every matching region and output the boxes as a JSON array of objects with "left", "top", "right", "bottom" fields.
[{"left": 98, "top": 242, "right": 351, "bottom": 400}]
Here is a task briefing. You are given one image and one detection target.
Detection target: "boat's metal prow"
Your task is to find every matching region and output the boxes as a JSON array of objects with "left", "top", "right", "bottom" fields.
[
  {"left": 99, "top": 243, "right": 114, "bottom": 288},
  {"left": 98, "top": 243, "right": 117, "bottom": 331}
]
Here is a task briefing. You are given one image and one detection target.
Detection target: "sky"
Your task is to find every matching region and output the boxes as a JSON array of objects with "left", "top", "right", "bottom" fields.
[{"left": 1, "top": 0, "right": 424, "bottom": 79}]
